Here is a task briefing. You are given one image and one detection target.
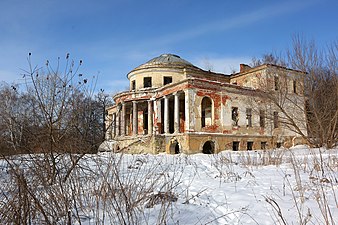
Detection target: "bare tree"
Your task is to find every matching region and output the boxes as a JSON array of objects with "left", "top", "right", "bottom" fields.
[
  {"left": 0, "top": 53, "right": 109, "bottom": 224},
  {"left": 0, "top": 53, "right": 106, "bottom": 155},
  {"left": 251, "top": 36, "right": 337, "bottom": 148},
  {"left": 97, "top": 88, "right": 113, "bottom": 140},
  {"left": 251, "top": 53, "right": 287, "bottom": 67},
  {"left": 287, "top": 35, "right": 337, "bottom": 148},
  {"left": 246, "top": 63, "right": 308, "bottom": 148}
]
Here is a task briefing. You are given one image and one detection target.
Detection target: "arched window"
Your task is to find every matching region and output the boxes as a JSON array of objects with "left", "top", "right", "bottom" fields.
[{"left": 201, "top": 97, "right": 212, "bottom": 128}]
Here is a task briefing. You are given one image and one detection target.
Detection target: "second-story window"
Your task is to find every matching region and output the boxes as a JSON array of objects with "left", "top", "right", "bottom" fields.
[
  {"left": 131, "top": 80, "right": 136, "bottom": 90},
  {"left": 259, "top": 110, "right": 265, "bottom": 128},
  {"left": 293, "top": 80, "right": 297, "bottom": 93},
  {"left": 201, "top": 97, "right": 212, "bottom": 127},
  {"left": 163, "top": 76, "right": 172, "bottom": 85},
  {"left": 273, "top": 111, "right": 279, "bottom": 128},
  {"left": 246, "top": 108, "right": 252, "bottom": 127},
  {"left": 144, "top": 77, "right": 152, "bottom": 88},
  {"left": 232, "top": 107, "right": 239, "bottom": 126},
  {"left": 274, "top": 76, "right": 279, "bottom": 91}
]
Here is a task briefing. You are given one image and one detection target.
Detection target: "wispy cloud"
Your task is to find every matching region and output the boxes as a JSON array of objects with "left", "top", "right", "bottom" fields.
[
  {"left": 141, "top": 0, "right": 319, "bottom": 47},
  {"left": 105, "top": 79, "right": 130, "bottom": 92},
  {"left": 0, "top": 0, "right": 323, "bottom": 93}
]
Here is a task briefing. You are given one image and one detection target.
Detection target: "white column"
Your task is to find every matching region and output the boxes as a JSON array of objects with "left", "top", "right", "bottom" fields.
[
  {"left": 185, "top": 89, "right": 194, "bottom": 132},
  {"left": 121, "top": 102, "right": 126, "bottom": 136},
  {"left": 174, "top": 92, "right": 180, "bottom": 133},
  {"left": 155, "top": 99, "right": 161, "bottom": 134},
  {"left": 116, "top": 109, "right": 120, "bottom": 137},
  {"left": 164, "top": 95, "right": 169, "bottom": 134},
  {"left": 148, "top": 100, "right": 153, "bottom": 135},
  {"left": 132, "top": 101, "right": 138, "bottom": 136}
]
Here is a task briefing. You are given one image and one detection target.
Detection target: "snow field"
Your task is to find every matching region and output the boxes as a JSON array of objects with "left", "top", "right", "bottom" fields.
[{"left": 0, "top": 146, "right": 337, "bottom": 224}]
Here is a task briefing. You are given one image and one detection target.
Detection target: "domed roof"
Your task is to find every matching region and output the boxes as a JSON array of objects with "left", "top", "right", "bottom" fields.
[
  {"left": 132, "top": 54, "right": 194, "bottom": 71},
  {"left": 146, "top": 54, "right": 193, "bottom": 65}
]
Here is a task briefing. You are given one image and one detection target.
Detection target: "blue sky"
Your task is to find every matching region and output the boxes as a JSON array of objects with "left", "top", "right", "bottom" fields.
[{"left": 0, "top": 0, "right": 337, "bottom": 93}]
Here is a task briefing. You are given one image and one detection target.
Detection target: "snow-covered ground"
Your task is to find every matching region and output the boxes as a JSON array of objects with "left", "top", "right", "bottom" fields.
[{"left": 1, "top": 146, "right": 337, "bottom": 224}]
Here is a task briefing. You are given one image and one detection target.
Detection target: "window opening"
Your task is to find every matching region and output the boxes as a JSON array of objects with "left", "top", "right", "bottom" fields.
[
  {"left": 261, "top": 142, "right": 267, "bottom": 150},
  {"left": 175, "top": 142, "right": 180, "bottom": 154},
  {"left": 260, "top": 110, "right": 265, "bottom": 128},
  {"left": 131, "top": 80, "right": 136, "bottom": 90},
  {"left": 144, "top": 77, "right": 152, "bottom": 88},
  {"left": 246, "top": 108, "right": 252, "bottom": 127},
  {"left": 232, "top": 107, "right": 239, "bottom": 126},
  {"left": 276, "top": 142, "right": 282, "bottom": 148},
  {"left": 274, "top": 76, "right": 279, "bottom": 91},
  {"left": 170, "top": 141, "right": 180, "bottom": 154},
  {"left": 232, "top": 141, "right": 239, "bottom": 151},
  {"left": 201, "top": 97, "right": 212, "bottom": 127},
  {"left": 247, "top": 141, "right": 253, "bottom": 150},
  {"left": 273, "top": 111, "right": 279, "bottom": 128},
  {"left": 293, "top": 80, "right": 297, "bottom": 93},
  {"left": 143, "top": 109, "right": 148, "bottom": 134},
  {"left": 163, "top": 76, "right": 172, "bottom": 85}
]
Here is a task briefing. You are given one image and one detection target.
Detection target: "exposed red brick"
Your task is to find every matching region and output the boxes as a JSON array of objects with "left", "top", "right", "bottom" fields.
[
  {"left": 259, "top": 128, "right": 265, "bottom": 135},
  {"left": 222, "top": 95, "right": 230, "bottom": 105},
  {"left": 179, "top": 117, "right": 185, "bottom": 133},
  {"left": 202, "top": 124, "right": 219, "bottom": 132}
]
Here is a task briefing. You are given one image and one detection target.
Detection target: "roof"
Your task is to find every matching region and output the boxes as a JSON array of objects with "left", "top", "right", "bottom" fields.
[
  {"left": 230, "top": 63, "right": 306, "bottom": 78},
  {"left": 130, "top": 54, "right": 195, "bottom": 73}
]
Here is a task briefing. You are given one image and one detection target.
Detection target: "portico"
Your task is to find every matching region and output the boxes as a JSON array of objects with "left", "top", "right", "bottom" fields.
[{"left": 109, "top": 91, "right": 186, "bottom": 139}]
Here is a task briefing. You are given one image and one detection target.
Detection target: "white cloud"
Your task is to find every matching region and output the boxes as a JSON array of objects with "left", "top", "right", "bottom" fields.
[
  {"left": 105, "top": 79, "right": 130, "bottom": 93},
  {"left": 142, "top": 0, "right": 319, "bottom": 47}
]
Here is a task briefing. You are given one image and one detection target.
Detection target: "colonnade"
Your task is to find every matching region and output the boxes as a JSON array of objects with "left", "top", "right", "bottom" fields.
[{"left": 107, "top": 90, "right": 192, "bottom": 139}]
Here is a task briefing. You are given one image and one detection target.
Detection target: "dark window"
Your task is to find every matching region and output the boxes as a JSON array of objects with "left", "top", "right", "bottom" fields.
[
  {"left": 144, "top": 77, "right": 152, "bottom": 88},
  {"left": 232, "top": 107, "right": 239, "bottom": 126},
  {"left": 261, "top": 142, "right": 267, "bottom": 150},
  {"left": 232, "top": 141, "right": 240, "bottom": 151},
  {"left": 246, "top": 108, "right": 252, "bottom": 127},
  {"left": 276, "top": 142, "right": 282, "bottom": 148},
  {"left": 293, "top": 80, "right": 297, "bottom": 93},
  {"left": 143, "top": 109, "right": 148, "bottom": 134},
  {"left": 259, "top": 110, "right": 265, "bottom": 128},
  {"left": 247, "top": 141, "right": 253, "bottom": 150},
  {"left": 273, "top": 111, "right": 279, "bottom": 128},
  {"left": 163, "top": 76, "right": 172, "bottom": 85},
  {"left": 131, "top": 80, "right": 136, "bottom": 90},
  {"left": 274, "top": 76, "right": 279, "bottom": 91}
]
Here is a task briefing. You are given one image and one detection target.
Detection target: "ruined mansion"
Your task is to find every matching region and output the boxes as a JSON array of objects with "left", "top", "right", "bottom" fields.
[{"left": 104, "top": 54, "right": 307, "bottom": 154}]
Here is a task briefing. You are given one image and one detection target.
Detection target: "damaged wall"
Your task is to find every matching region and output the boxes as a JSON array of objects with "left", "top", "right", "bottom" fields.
[{"left": 105, "top": 54, "right": 308, "bottom": 154}]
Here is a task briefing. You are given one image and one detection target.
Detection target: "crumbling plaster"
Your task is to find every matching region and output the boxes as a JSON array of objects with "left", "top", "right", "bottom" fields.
[{"left": 105, "top": 54, "right": 307, "bottom": 154}]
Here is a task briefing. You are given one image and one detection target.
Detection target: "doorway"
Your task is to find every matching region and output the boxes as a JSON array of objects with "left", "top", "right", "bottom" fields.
[{"left": 202, "top": 141, "right": 215, "bottom": 154}]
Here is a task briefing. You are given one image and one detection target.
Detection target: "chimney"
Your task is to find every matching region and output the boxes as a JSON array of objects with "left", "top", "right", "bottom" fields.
[{"left": 240, "top": 64, "right": 251, "bottom": 73}]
